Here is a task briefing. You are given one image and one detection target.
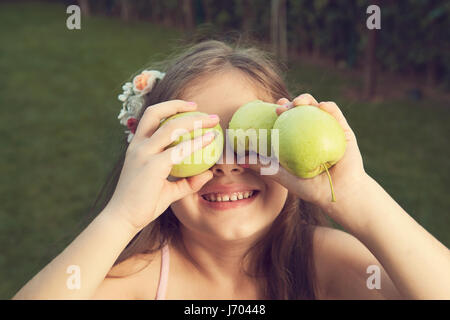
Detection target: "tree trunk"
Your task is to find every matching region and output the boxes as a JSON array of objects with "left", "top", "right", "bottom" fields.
[
  {"left": 279, "top": 0, "right": 287, "bottom": 63},
  {"left": 77, "top": 0, "right": 90, "bottom": 17},
  {"left": 120, "top": 0, "right": 131, "bottom": 22},
  {"left": 149, "top": 0, "right": 159, "bottom": 23},
  {"left": 183, "top": 0, "right": 195, "bottom": 30},
  {"left": 363, "top": 29, "right": 377, "bottom": 99},
  {"left": 242, "top": 0, "right": 254, "bottom": 34},
  {"left": 426, "top": 58, "right": 437, "bottom": 88},
  {"left": 271, "top": 0, "right": 279, "bottom": 52},
  {"left": 271, "top": 0, "right": 288, "bottom": 63},
  {"left": 202, "top": 0, "right": 213, "bottom": 23}
]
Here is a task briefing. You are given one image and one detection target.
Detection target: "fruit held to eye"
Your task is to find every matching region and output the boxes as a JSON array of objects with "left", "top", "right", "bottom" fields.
[
  {"left": 273, "top": 105, "right": 347, "bottom": 201},
  {"left": 159, "top": 111, "right": 224, "bottom": 178},
  {"left": 228, "top": 100, "right": 278, "bottom": 156}
]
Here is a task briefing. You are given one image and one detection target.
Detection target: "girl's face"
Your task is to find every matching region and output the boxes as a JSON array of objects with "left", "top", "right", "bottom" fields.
[{"left": 170, "top": 70, "right": 288, "bottom": 241}]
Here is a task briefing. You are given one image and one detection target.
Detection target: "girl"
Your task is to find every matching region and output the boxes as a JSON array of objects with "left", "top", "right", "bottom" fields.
[{"left": 13, "top": 40, "right": 450, "bottom": 300}]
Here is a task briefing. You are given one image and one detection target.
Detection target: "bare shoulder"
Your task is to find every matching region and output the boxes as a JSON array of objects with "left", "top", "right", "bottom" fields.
[
  {"left": 311, "top": 226, "right": 347, "bottom": 298},
  {"left": 91, "top": 250, "right": 163, "bottom": 300},
  {"left": 312, "top": 226, "right": 368, "bottom": 274},
  {"left": 313, "top": 225, "right": 363, "bottom": 259},
  {"left": 312, "top": 226, "right": 401, "bottom": 299}
]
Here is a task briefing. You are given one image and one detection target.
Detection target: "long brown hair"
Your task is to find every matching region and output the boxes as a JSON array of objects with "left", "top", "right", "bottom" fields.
[{"left": 90, "top": 39, "right": 328, "bottom": 299}]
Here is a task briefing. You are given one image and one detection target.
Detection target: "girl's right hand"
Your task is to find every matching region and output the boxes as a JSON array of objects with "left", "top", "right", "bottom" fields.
[{"left": 105, "top": 100, "right": 219, "bottom": 232}]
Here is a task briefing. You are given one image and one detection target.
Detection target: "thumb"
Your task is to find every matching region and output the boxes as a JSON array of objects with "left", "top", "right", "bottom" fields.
[
  {"left": 170, "top": 170, "right": 213, "bottom": 200},
  {"left": 237, "top": 150, "right": 261, "bottom": 171},
  {"left": 237, "top": 152, "right": 302, "bottom": 191},
  {"left": 237, "top": 152, "right": 283, "bottom": 178}
]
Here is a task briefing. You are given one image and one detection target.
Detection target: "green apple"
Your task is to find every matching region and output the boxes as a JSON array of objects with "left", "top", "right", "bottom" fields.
[
  {"left": 228, "top": 100, "right": 278, "bottom": 157},
  {"left": 159, "top": 111, "right": 224, "bottom": 178},
  {"left": 273, "top": 105, "right": 347, "bottom": 201}
]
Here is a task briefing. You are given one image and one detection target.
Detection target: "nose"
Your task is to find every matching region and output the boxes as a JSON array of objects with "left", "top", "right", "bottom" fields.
[
  {"left": 211, "top": 163, "right": 245, "bottom": 177},
  {"left": 210, "top": 136, "right": 246, "bottom": 177}
]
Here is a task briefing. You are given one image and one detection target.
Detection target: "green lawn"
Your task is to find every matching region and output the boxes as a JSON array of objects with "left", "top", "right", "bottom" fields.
[{"left": 0, "top": 2, "right": 449, "bottom": 299}]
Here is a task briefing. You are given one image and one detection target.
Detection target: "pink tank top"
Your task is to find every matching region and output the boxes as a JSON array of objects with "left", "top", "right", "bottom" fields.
[{"left": 155, "top": 243, "right": 170, "bottom": 300}]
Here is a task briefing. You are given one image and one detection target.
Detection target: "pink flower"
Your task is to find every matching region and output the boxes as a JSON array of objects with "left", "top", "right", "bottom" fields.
[
  {"left": 126, "top": 117, "right": 138, "bottom": 134},
  {"left": 132, "top": 70, "right": 165, "bottom": 95}
]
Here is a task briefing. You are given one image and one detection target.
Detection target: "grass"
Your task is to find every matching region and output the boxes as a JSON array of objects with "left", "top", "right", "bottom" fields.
[{"left": 0, "top": 1, "right": 449, "bottom": 299}]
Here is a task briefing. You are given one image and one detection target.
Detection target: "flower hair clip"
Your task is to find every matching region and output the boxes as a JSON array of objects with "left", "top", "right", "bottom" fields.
[{"left": 117, "top": 69, "right": 165, "bottom": 142}]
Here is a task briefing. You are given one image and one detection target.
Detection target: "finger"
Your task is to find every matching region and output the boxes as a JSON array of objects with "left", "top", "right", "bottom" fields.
[
  {"left": 276, "top": 97, "right": 290, "bottom": 105},
  {"left": 318, "top": 101, "right": 356, "bottom": 141},
  {"left": 276, "top": 105, "right": 289, "bottom": 116},
  {"left": 161, "top": 130, "right": 217, "bottom": 166},
  {"left": 275, "top": 100, "right": 294, "bottom": 116},
  {"left": 292, "top": 93, "right": 319, "bottom": 107},
  {"left": 132, "top": 100, "right": 198, "bottom": 143},
  {"left": 148, "top": 114, "right": 220, "bottom": 153}
]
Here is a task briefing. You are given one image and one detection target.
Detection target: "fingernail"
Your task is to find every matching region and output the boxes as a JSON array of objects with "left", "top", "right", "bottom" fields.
[
  {"left": 187, "top": 101, "right": 197, "bottom": 106},
  {"left": 208, "top": 114, "right": 219, "bottom": 119},
  {"left": 203, "top": 131, "right": 215, "bottom": 140}
]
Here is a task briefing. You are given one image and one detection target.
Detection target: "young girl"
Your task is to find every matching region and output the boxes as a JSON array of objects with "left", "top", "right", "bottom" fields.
[{"left": 13, "top": 40, "right": 450, "bottom": 300}]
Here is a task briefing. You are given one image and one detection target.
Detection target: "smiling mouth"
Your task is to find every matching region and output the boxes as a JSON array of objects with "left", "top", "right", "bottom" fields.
[{"left": 201, "top": 190, "right": 259, "bottom": 202}]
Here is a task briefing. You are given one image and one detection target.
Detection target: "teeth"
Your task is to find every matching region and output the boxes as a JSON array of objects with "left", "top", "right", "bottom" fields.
[{"left": 202, "top": 191, "right": 256, "bottom": 202}]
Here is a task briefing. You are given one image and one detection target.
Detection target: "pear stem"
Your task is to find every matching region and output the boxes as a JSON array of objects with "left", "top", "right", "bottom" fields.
[{"left": 323, "top": 163, "right": 336, "bottom": 202}]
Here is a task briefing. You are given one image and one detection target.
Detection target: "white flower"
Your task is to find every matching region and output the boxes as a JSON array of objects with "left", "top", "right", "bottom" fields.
[
  {"left": 122, "top": 82, "right": 133, "bottom": 91},
  {"left": 126, "top": 95, "right": 144, "bottom": 116},
  {"left": 128, "top": 133, "right": 134, "bottom": 143},
  {"left": 117, "top": 108, "right": 127, "bottom": 119},
  {"left": 119, "top": 115, "right": 130, "bottom": 126},
  {"left": 117, "top": 70, "right": 165, "bottom": 144}
]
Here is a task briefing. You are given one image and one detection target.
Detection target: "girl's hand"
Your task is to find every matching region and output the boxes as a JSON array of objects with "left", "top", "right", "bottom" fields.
[
  {"left": 105, "top": 100, "right": 219, "bottom": 232},
  {"left": 241, "top": 94, "right": 367, "bottom": 212}
]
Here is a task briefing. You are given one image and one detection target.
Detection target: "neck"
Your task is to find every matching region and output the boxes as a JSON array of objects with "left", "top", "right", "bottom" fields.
[{"left": 177, "top": 225, "right": 268, "bottom": 284}]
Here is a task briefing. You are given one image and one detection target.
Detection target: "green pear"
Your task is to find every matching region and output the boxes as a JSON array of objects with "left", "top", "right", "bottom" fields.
[
  {"left": 273, "top": 105, "right": 346, "bottom": 201},
  {"left": 159, "top": 111, "right": 224, "bottom": 178},
  {"left": 228, "top": 100, "right": 278, "bottom": 157}
]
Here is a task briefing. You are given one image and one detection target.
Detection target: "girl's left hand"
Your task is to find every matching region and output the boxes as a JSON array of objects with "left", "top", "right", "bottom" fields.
[{"left": 241, "top": 94, "right": 367, "bottom": 213}]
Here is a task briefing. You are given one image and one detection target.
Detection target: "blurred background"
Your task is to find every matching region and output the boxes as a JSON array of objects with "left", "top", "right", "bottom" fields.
[{"left": 0, "top": 0, "right": 449, "bottom": 299}]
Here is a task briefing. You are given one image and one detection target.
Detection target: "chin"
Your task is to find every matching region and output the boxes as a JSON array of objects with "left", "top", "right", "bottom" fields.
[{"left": 171, "top": 196, "right": 276, "bottom": 241}]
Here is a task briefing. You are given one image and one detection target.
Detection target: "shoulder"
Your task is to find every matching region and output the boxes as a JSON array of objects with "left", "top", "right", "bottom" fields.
[
  {"left": 311, "top": 226, "right": 348, "bottom": 298},
  {"left": 312, "top": 225, "right": 363, "bottom": 258},
  {"left": 91, "top": 250, "right": 163, "bottom": 300},
  {"left": 312, "top": 226, "right": 371, "bottom": 299},
  {"left": 311, "top": 226, "right": 400, "bottom": 299},
  {"left": 107, "top": 252, "right": 159, "bottom": 277}
]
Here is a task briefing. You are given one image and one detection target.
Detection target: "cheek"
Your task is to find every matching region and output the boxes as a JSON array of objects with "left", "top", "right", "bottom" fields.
[
  {"left": 261, "top": 179, "right": 289, "bottom": 213},
  {"left": 170, "top": 197, "right": 197, "bottom": 224},
  {"left": 168, "top": 180, "right": 288, "bottom": 240},
  {"left": 170, "top": 196, "right": 212, "bottom": 234}
]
